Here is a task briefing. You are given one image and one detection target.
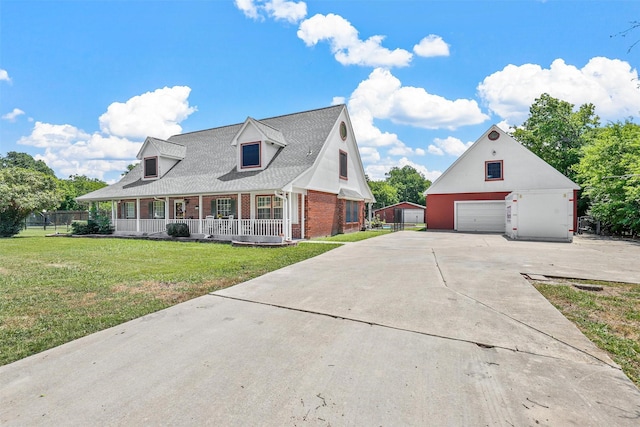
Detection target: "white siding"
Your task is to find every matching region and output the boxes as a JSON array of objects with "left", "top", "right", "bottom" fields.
[{"left": 427, "top": 126, "right": 579, "bottom": 195}]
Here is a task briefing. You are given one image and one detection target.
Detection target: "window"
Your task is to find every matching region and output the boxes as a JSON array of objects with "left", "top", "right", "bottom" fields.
[
  {"left": 486, "top": 160, "right": 503, "bottom": 181},
  {"left": 241, "top": 142, "right": 261, "bottom": 168},
  {"left": 339, "top": 150, "right": 348, "bottom": 180},
  {"left": 345, "top": 200, "right": 359, "bottom": 223},
  {"left": 257, "top": 196, "right": 272, "bottom": 219},
  {"left": 217, "top": 198, "right": 232, "bottom": 217},
  {"left": 256, "top": 195, "right": 283, "bottom": 219},
  {"left": 144, "top": 157, "right": 158, "bottom": 178},
  {"left": 152, "top": 201, "right": 165, "bottom": 219},
  {"left": 124, "top": 202, "right": 135, "bottom": 219},
  {"left": 273, "top": 197, "right": 283, "bottom": 220}
]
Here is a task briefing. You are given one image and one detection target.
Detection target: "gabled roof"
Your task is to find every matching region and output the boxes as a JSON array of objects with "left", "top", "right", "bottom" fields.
[
  {"left": 231, "top": 117, "right": 288, "bottom": 148},
  {"left": 373, "top": 201, "right": 426, "bottom": 212},
  {"left": 426, "top": 125, "right": 579, "bottom": 195},
  {"left": 136, "top": 137, "right": 186, "bottom": 160},
  {"left": 78, "top": 105, "right": 346, "bottom": 201}
]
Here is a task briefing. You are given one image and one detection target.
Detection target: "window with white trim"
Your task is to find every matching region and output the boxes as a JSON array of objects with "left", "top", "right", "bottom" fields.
[
  {"left": 217, "top": 198, "right": 232, "bottom": 217},
  {"left": 124, "top": 202, "right": 135, "bottom": 219},
  {"left": 257, "top": 196, "right": 272, "bottom": 219},
  {"left": 152, "top": 200, "right": 165, "bottom": 219}
]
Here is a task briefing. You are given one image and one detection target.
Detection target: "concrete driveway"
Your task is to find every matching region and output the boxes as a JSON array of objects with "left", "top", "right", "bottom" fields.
[{"left": 1, "top": 232, "right": 639, "bottom": 426}]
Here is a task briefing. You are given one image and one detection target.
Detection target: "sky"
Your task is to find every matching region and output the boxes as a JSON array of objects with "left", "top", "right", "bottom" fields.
[{"left": 1, "top": 0, "right": 639, "bottom": 184}]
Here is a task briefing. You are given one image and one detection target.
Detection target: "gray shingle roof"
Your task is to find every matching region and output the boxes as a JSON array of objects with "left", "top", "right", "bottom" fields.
[
  {"left": 78, "top": 105, "right": 344, "bottom": 201},
  {"left": 144, "top": 137, "right": 186, "bottom": 159},
  {"left": 250, "top": 119, "right": 287, "bottom": 147}
]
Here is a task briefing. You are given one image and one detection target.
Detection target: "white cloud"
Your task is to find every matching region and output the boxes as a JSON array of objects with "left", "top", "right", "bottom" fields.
[
  {"left": 2, "top": 108, "right": 25, "bottom": 122},
  {"left": 18, "top": 122, "right": 91, "bottom": 148},
  {"left": 413, "top": 35, "right": 450, "bottom": 57},
  {"left": 99, "top": 86, "right": 196, "bottom": 139},
  {"left": 297, "top": 14, "right": 413, "bottom": 67},
  {"left": 358, "top": 146, "right": 381, "bottom": 164},
  {"left": 331, "top": 96, "right": 346, "bottom": 105},
  {"left": 348, "top": 68, "right": 488, "bottom": 142},
  {"left": 428, "top": 136, "right": 473, "bottom": 157},
  {"left": 235, "top": 0, "right": 307, "bottom": 23},
  {"left": 0, "top": 69, "right": 10, "bottom": 83},
  {"left": 17, "top": 86, "right": 195, "bottom": 180},
  {"left": 264, "top": 0, "right": 307, "bottom": 23},
  {"left": 235, "top": 0, "right": 261, "bottom": 20},
  {"left": 478, "top": 57, "right": 640, "bottom": 123}
]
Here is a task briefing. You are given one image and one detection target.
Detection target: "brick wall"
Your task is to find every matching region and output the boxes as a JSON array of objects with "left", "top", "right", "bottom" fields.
[{"left": 306, "top": 190, "right": 340, "bottom": 238}]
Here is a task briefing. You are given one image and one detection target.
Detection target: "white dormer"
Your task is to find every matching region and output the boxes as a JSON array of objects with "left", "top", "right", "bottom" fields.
[
  {"left": 136, "top": 137, "right": 186, "bottom": 180},
  {"left": 231, "top": 117, "right": 287, "bottom": 172}
]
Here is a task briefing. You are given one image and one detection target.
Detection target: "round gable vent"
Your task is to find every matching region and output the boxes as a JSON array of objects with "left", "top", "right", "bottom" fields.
[
  {"left": 339, "top": 121, "right": 348, "bottom": 140},
  {"left": 488, "top": 130, "right": 500, "bottom": 141}
]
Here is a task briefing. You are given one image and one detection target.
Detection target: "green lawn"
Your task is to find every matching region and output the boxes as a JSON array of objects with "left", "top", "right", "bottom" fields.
[
  {"left": 534, "top": 279, "right": 640, "bottom": 387},
  {"left": 0, "top": 232, "right": 340, "bottom": 366}
]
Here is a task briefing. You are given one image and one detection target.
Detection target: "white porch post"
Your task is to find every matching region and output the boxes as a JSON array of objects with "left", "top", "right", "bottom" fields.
[
  {"left": 135, "top": 198, "right": 140, "bottom": 232},
  {"left": 237, "top": 192, "right": 242, "bottom": 235},
  {"left": 165, "top": 197, "right": 169, "bottom": 226},
  {"left": 287, "top": 192, "right": 293, "bottom": 241},
  {"left": 111, "top": 201, "right": 116, "bottom": 231},
  {"left": 301, "top": 193, "right": 305, "bottom": 240},
  {"left": 198, "top": 194, "right": 203, "bottom": 234}
]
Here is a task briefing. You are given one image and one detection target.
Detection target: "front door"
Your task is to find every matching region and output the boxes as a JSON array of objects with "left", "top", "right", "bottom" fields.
[{"left": 174, "top": 200, "right": 185, "bottom": 219}]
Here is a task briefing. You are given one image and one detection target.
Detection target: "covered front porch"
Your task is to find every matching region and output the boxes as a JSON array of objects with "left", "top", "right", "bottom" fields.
[
  {"left": 105, "top": 191, "right": 300, "bottom": 242},
  {"left": 114, "top": 217, "right": 284, "bottom": 240}
]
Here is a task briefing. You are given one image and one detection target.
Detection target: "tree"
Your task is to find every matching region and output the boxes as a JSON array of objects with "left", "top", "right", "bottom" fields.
[
  {"left": 368, "top": 180, "right": 399, "bottom": 210},
  {"left": 57, "top": 175, "right": 108, "bottom": 210},
  {"left": 122, "top": 162, "right": 139, "bottom": 176},
  {"left": 1, "top": 151, "right": 56, "bottom": 176},
  {"left": 0, "top": 168, "right": 61, "bottom": 237},
  {"left": 511, "top": 93, "right": 600, "bottom": 183},
  {"left": 385, "top": 165, "right": 431, "bottom": 205},
  {"left": 576, "top": 121, "right": 640, "bottom": 236}
]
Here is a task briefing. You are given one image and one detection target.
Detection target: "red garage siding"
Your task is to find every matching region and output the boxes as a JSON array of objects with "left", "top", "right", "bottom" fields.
[
  {"left": 426, "top": 192, "right": 511, "bottom": 230},
  {"left": 374, "top": 202, "right": 425, "bottom": 223}
]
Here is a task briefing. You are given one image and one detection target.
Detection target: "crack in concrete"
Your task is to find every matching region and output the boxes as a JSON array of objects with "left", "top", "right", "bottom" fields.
[
  {"left": 210, "top": 292, "right": 595, "bottom": 364},
  {"left": 430, "top": 249, "right": 618, "bottom": 369}
]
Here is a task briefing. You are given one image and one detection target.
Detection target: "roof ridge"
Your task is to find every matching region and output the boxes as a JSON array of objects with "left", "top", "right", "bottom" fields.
[{"left": 168, "top": 104, "right": 344, "bottom": 139}]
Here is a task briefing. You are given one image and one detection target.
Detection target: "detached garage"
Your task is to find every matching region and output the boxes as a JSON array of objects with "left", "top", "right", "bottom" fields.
[
  {"left": 425, "top": 125, "right": 580, "bottom": 238},
  {"left": 374, "top": 201, "right": 426, "bottom": 224}
]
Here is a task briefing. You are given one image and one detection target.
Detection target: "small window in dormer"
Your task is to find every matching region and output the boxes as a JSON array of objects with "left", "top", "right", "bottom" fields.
[
  {"left": 144, "top": 156, "right": 158, "bottom": 178},
  {"left": 241, "top": 142, "right": 261, "bottom": 169}
]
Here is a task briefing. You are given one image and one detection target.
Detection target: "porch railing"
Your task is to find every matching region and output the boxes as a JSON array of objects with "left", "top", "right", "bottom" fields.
[{"left": 114, "top": 218, "right": 283, "bottom": 237}]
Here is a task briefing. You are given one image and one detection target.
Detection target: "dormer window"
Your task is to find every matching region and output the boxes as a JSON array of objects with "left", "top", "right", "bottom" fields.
[
  {"left": 241, "top": 142, "right": 261, "bottom": 169},
  {"left": 144, "top": 156, "right": 158, "bottom": 179}
]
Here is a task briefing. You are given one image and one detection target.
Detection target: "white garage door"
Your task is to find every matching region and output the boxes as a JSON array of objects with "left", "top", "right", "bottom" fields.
[
  {"left": 455, "top": 201, "right": 505, "bottom": 233},
  {"left": 402, "top": 209, "right": 424, "bottom": 224}
]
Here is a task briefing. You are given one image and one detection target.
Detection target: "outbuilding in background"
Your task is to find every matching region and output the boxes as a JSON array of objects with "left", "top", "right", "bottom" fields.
[
  {"left": 373, "top": 201, "right": 425, "bottom": 225},
  {"left": 505, "top": 189, "right": 576, "bottom": 242}
]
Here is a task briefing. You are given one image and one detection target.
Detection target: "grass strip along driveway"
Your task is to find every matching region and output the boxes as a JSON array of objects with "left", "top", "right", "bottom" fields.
[
  {"left": 0, "top": 232, "right": 340, "bottom": 366},
  {"left": 534, "top": 278, "right": 640, "bottom": 387}
]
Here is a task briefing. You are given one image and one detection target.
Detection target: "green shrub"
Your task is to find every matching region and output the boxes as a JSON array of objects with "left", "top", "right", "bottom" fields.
[
  {"left": 167, "top": 222, "right": 190, "bottom": 237},
  {"left": 71, "top": 215, "right": 113, "bottom": 235},
  {"left": 0, "top": 210, "right": 24, "bottom": 237}
]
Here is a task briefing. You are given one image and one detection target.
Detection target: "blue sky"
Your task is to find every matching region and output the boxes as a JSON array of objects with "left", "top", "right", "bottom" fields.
[{"left": 1, "top": 0, "right": 639, "bottom": 183}]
